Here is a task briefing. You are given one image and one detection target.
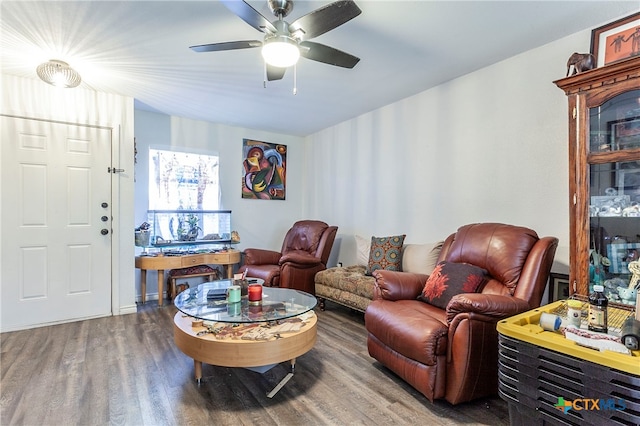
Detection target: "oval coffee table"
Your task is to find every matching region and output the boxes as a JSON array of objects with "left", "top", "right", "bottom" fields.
[{"left": 173, "top": 280, "right": 317, "bottom": 397}]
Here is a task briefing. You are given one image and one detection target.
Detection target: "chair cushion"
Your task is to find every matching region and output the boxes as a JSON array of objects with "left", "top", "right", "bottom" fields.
[
  {"left": 283, "top": 220, "right": 328, "bottom": 255},
  {"left": 418, "top": 261, "right": 487, "bottom": 310},
  {"left": 365, "top": 299, "right": 448, "bottom": 366},
  {"left": 444, "top": 223, "right": 539, "bottom": 295},
  {"left": 366, "top": 234, "right": 406, "bottom": 275},
  {"left": 315, "top": 265, "right": 374, "bottom": 299},
  {"left": 241, "top": 264, "right": 280, "bottom": 286}
]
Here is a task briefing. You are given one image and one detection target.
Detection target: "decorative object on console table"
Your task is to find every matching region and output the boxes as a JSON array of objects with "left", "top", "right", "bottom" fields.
[
  {"left": 591, "top": 11, "right": 640, "bottom": 67},
  {"left": 241, "top": 138, "right": 286, "bottom": 200}
]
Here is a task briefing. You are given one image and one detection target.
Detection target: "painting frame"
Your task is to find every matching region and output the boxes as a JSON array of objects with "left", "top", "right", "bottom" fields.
[
  {"left": 241, "top": 138, "right": 287, "bottom": 200},
  {"left": 548, "top": 272, "right": 570, "bottom": 304},
  {"left": 590, "top": 12, "right": 640, "bottom": 67}
]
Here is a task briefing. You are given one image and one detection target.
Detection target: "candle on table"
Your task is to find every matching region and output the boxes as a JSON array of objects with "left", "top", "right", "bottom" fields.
[{"left": 248, "top": 284, "right": 262, "bottom": 303}]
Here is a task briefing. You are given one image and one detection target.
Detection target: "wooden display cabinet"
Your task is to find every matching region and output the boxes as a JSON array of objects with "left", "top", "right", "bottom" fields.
[{"left": 555, "top": 57, "right": 640, "bottom": 305}]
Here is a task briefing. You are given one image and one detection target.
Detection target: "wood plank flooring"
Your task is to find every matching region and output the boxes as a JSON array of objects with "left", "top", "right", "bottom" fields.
[{"left": 1, "top": 301, "right": 510, "bottom": 425}]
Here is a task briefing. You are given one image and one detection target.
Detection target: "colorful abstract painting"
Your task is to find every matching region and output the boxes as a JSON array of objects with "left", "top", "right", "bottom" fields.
[{"left": 242, "top": 139, "right": 286, "bottom": 200}]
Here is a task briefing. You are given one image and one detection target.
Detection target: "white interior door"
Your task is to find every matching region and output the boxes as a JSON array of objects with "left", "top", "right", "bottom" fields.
[{"left": 1, "top": 116, "right": 112, "bottom": 331}]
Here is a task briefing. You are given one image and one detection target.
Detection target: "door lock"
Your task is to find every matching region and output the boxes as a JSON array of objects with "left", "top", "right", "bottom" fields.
[
  {"left": 101, "top": 216, "right": 108, "bottom": 222},
  {"left": 101, "top": 229, "right": 109, "bottom": 235}
]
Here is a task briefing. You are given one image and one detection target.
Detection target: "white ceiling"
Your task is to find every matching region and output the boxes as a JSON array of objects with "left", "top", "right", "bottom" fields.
[{"left": 1, "top": 1, "right": 638, "bottom": 136}]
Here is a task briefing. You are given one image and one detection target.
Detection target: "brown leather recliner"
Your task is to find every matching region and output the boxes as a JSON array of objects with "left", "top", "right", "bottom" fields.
[
  {"left": 364, "top": 223, "right": 558, "bottom": 405},
  {"left": 238, "top": 220, "right": 338, "bottom": 295}
]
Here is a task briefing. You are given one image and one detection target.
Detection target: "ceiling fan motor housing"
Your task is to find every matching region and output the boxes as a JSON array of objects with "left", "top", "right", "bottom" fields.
[{"left": 268, "top": 0, "right": 293, "bottom": 18}]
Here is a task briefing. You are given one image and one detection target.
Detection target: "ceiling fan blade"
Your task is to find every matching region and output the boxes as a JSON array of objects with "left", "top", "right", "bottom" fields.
[
  {"left": 289, "top": 0, "right": 362, "bottom": 41},
  {"left": 220, "top": 0, "right": 276, "bottom": 34},
  {"left": 190, "top": 40, "right": 262, "bottom": 53},
  {"left": 299, "top": 41, "right": 360, "bottom": 68},
  {"left": 267, "top": 65, "right": 287, "bottom": 81}
]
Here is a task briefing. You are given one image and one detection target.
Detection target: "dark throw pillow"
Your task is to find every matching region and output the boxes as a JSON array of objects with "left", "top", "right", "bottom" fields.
[
  {"left": 418, "top": 261, "right": 487, "bottom": 309},
  {"left": 366, "top": 234, "right": 406, "bottom": 276}
]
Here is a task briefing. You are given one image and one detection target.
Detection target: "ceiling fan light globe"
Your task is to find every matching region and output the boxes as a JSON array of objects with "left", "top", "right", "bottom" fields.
[{"left": 262, "top": 38, "right": 300, "bottom": 68}]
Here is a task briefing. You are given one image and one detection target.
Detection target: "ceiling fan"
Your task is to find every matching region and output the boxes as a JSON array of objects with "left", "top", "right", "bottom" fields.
[{"left": 190, "top": 0, "right": 362, "bottom": 82}]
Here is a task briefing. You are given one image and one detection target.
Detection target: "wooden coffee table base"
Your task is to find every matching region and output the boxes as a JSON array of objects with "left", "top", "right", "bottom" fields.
[{"left": 173, "top": 311, "right": 317, "bottom": 397}]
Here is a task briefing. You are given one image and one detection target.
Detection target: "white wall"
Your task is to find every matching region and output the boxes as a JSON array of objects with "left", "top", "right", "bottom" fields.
[
  {"left": 0, "top": 74, "right": 136, "bottom": 314},
  {"left": 133, "top": 110, "right": 305, "bottom": 300},
  {"left": 303, "top": 29, "right": 590, "bottom": 271}
]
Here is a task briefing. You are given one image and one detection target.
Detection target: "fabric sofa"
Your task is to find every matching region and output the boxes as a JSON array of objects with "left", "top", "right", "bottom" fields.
[
  {"left": 315, "top": 238, "right": 443, "bottom": 312},
  {"left": 364, "top": 223, "right": 558, "bottom": 405}
]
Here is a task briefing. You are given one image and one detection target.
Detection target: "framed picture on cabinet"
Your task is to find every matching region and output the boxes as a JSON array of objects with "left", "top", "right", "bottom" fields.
[
  {"left": 617, "top": 168, "right": 640, "bottom": 196},
  {"left": 591, "top": 12, "right": 640, "bottom": 67},
  {"left": 610, "top": 116, "right": 640, "bottom": 150},
  {"left": 548, "top": 273, "right": 570, "bottom": 303}
]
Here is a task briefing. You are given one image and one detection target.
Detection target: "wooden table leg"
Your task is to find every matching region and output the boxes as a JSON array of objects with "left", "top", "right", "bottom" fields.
[
  {"left": 169, "top": 277, "right": 176, "bottom": 301},
  {"left": 226, "top": 264, "right": 233, "bottom": 278},
  {"left": 194, "top": 360, "right": 202, "bottom": 384},
  {"left": 140, "top": 269, "right": 147, "bottom": 304},
  {"left": 157, "top": 269, "right": 165, "bottom": 306}
]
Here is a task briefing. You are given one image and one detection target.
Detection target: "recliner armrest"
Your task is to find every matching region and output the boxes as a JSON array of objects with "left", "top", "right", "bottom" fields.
[
  {"left": 279, "top": 250, "right": 322, "bottom": 266},
  {"left": 372, "top": 270, "right": 429, "bottom": 301},
  {"left": 243, "top": 248, "right": 282, "bottom": 265},
  {"left": 445, "top": 293, "right": 531, "bottom": 325}
]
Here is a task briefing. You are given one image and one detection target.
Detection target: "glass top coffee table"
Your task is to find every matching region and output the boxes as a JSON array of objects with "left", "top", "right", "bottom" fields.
[
  {"left": 174, "top": 279, "right": 317, "bottom": 323},
  {"left": 172, "top": 280, "right": 318, "bottom": 397}
]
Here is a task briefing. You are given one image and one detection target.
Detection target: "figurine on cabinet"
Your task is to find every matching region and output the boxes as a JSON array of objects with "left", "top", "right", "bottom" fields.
[{"left": 566, "top": 52, "right": 595, "bottom": 76}]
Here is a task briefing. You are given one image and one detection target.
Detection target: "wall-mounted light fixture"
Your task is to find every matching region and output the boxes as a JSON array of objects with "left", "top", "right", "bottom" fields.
[{"left": 36, "top": 59, "right": 81, "bottom": 88}]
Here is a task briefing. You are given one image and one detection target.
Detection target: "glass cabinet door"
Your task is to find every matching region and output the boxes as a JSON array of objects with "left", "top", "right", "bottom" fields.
[{"left": 588, "top": 89, "right": 640, "bottom": 306}]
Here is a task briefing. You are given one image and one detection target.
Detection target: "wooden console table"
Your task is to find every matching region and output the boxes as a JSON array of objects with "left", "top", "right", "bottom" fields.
[{"left": 135, "top": 250, "right": 241, "bottom": 305}]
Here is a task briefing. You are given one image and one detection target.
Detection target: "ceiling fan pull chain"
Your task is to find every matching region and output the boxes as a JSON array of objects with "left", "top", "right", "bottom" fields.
[
  {"left": 263, "top": 61, "right": 267, "bottom": 88},
  {"left": 293, "top": 63, "right": 297, "bottom": 95}
]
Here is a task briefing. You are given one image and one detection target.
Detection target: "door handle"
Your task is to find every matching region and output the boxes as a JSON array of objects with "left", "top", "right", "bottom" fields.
[
  {"left": 101, "top": 229, "right": 109, "bottom": 235},
  {"left": 101, "top": 216, "right": 109, "bottom": 222},
  {"left": 101, "top": 202, "right": 108, "bottom": 208}
]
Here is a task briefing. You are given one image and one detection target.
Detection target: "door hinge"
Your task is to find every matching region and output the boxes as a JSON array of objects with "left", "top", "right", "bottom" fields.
[
  {"left": 107, "top": 167, "right": 125, "bottom": 174},
  {"left": 573, "top": 193, "right": 577, "bottom": 205},
  {"left": 572, "top": 107, "right": 577, "bottom": 119}
]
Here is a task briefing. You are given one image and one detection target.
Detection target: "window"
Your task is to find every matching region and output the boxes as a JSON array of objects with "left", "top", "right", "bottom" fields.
[{"left": 149, "top": 148, "right": 220, "bottom": 210}]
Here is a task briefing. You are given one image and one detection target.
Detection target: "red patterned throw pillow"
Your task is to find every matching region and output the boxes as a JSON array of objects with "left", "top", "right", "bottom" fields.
[
  {"left": 366, "top": 234, "right": 406, "bottom": 276},
  {"left": 418, "top": 261, "right": 487, "bottom": 309}
]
